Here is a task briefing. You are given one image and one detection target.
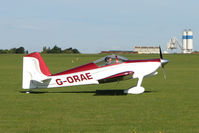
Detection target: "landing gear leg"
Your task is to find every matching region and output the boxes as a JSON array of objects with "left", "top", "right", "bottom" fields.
[{"left": 124, "top": 76, "right": 145, "bottom": 94}]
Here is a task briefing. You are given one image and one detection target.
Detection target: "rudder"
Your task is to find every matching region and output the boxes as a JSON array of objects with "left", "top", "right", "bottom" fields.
[{"left": 22, "top": 52, "right": 51, "bottom": 89}]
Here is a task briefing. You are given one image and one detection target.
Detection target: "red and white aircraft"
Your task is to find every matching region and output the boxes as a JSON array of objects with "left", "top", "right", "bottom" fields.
[{"left": 22, "top": 47, "right": 168, "bottom": 94}]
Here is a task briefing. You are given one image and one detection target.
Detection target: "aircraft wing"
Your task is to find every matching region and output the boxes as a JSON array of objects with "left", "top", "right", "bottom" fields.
[{"left": 98, "top": 71, "right": 133, "bottom": 83}]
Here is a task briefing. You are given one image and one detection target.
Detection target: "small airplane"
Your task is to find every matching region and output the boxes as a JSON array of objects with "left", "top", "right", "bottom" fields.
[{"left": 22, "top": 47, "right": 168, "bottom": 94}]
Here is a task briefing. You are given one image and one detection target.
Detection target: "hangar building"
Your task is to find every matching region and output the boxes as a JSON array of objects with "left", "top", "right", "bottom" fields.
[{"left": 134, "top": 46, "right": 159, "bottom": 54}]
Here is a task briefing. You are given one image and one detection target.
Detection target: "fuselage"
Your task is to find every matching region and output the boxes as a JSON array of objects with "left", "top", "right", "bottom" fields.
[{"left": 36, "top": 59, "right": 162, "bottom": 89}]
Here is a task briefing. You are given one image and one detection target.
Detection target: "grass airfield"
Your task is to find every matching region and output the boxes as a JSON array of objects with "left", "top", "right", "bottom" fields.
[{"left": 0, "top": 53, "right": 199, "bottom": 133}]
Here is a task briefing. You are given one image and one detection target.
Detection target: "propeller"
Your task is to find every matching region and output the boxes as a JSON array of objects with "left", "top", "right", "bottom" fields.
[
  {"left": 159, "top": 46, "right": 163, "bottom": 59},
  {"left": 159, "top": 46, "right": 168, "bottom": 79}
]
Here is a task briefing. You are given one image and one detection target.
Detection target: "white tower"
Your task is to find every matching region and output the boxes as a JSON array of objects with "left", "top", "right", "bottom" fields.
[
  {"left": 187, "top": 30, "right": 193, "bottom": 51},
  {"left": 182, "top": 29, "right": 193, "bottom": 53},
  {"left": 182, "top": 30, "right": 187, "bottom": 51}
]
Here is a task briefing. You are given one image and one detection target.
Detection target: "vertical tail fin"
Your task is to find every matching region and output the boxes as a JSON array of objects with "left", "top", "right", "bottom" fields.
[{"left": 22, "top": 52, "right": 51, "bottom": 89}]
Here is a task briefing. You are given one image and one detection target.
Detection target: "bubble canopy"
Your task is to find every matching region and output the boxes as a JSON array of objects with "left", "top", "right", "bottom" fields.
[{"left": 93, "top": 54, "right": 129, "bottom": 67}]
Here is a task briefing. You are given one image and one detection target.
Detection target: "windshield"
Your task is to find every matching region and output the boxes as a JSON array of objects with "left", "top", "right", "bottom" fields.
[{"left": 93, "top": 54, "right": 128, "bottom": 67}]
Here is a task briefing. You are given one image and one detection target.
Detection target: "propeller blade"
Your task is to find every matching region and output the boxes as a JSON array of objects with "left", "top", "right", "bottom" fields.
[
  {"left": 161, "top": 66, "right": 166, "bottom": 80},
  {"left": 159, "top": 46, "right": 168, "bottom": 80},
  {"left": 159, "top": 46, "right": 163, "bottom": 59}
]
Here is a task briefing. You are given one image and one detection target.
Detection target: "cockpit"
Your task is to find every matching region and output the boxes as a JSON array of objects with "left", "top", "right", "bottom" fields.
[{"left": 93, "top": 54, "right": 128, "bottom": 67}]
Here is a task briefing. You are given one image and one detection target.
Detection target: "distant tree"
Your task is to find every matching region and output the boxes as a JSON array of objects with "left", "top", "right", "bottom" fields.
[
  {"left": 72, "top": 48, "right": 80, "bottom": 54},
  {"left": 0, "top": 49, "right": 10, "bottom": 54},
  {"left": 10, "top": 48, "right": 16, "bottom": 53},
  {"left": 16, "top": 47, "right": 25, "bottom": 54},
  {"left": 62, "top": 47, "right": 73, "bottom": 54},
  {"left": 42, "top": 46, "right": 47, "bottom": 53},
  {"left": 41, "top": 45, "right": 80, "bottom": 54},
  {"left": 50, "top": 45, "right": 62, "bottom": 53},
  {"left": 47, "top": 47, "right": 51, "bottom": 53},
  {"left": 0, "top": 49, "right": 7, "bottom": 54},
  {"left": 62, "top": 47, "right": 80, "bottom": 54},
  {"left": 0, "top": 47, "right": 27, "bottom": 54}
]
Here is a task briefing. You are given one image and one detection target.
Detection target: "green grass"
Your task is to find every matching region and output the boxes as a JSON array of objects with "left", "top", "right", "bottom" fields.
[{"left": 0, "top": 54, "right": 199, "bottom": 133}]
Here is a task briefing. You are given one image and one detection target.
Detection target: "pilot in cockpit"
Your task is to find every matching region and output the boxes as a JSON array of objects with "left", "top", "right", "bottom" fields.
[{"left": 105, "top": 57, "right": 113, "bottom": 65}]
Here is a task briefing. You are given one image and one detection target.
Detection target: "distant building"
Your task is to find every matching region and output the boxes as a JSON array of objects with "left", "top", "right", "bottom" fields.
[
  {"left": 134, "top": 46, "right": 159, "bottom": 54},
  {"left": 100, "top": 50, "right": 137, "bottom": 54}
]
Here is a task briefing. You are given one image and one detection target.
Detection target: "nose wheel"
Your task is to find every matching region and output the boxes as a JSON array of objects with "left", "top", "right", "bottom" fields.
[{"left": 124, "top": 76, "right": 145, "bottom": 94}]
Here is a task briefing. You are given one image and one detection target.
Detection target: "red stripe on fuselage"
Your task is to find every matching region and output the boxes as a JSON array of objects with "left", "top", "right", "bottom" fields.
[{"left": 52, "top": 63, "right": 99, "bottom": 76}]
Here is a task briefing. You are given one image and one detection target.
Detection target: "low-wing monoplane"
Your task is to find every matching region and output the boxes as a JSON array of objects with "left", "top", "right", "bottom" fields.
[{"left": 22, "top": 47, "right": 168, "bottom": 94}]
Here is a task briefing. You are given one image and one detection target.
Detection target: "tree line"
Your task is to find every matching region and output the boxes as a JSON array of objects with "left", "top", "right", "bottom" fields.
[
  {"left": 0, "top": 47, "right": 28, "bottom": 54},
  {"left": 42, "top": 45, "right": 80, "bottom": 54},
  {"left": 0, "top": 45, "right": 80, "bottom": 54}
]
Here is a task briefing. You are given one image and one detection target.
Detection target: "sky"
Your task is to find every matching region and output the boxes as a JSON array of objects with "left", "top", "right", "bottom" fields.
[{"left": 0, "top": 0, "right": 199, "bottom": 53}]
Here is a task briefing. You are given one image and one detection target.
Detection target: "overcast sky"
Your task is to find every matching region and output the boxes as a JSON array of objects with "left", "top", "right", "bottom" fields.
[{"left": 0, "top": 0, "right": 198, "bottom": 53}]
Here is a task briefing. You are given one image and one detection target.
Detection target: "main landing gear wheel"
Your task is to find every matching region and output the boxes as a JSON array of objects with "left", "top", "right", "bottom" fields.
[
  {"left": 124, "top": 76, "right": 145, "bottom": 94},
  {"left": 124, "top": 86, "right": 145, "bottom": 94}
]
